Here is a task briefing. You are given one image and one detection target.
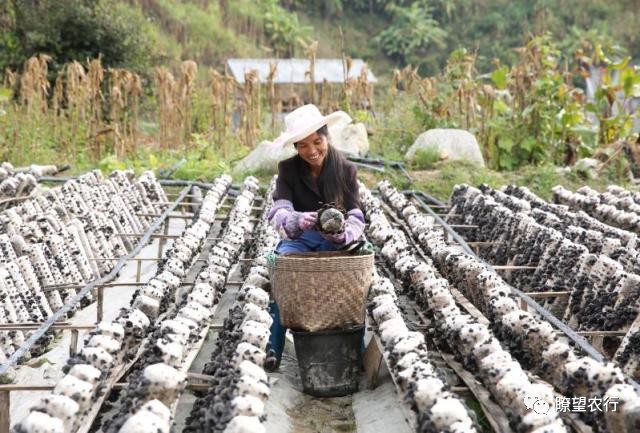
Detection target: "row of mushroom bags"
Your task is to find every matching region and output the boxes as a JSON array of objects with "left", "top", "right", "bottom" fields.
[
  {"left": 361, "top": 180, "right": 640, "bottom": 433},
  {"left": 1, "top": 170, "right": 171, "bottom": 361},
  {"left": 12, "top": 175, "right": 277, "bottom": 433}
]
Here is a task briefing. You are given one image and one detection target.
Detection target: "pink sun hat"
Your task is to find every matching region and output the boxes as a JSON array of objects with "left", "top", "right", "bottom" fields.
[{"left": 272, "top": 104, "right": 352, "bottom": 149}]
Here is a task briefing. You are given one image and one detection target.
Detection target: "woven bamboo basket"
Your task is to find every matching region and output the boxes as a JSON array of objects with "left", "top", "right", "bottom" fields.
[{"left": 269, "top": 251, "right": 374, "bottom": 332}]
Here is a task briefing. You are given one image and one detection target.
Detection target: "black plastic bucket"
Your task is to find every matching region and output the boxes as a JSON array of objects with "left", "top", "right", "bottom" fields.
[{"left": 292, "top": 325, "right": 364, "bottom": 397}]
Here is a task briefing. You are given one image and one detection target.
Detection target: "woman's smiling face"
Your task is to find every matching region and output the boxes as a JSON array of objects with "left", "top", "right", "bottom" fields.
[{"left": 295, "top": 131, "right": 328, "bottom": 169}]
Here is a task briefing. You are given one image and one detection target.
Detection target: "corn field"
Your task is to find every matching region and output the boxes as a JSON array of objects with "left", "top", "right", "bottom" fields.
[{"left": 0, "top": 55, "right": 376, "bottom": 168}]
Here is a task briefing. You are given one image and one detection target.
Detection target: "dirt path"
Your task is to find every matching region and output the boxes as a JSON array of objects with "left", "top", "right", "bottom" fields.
[{"left": 287, "top": 394, "right": 356, "bottom": 433}]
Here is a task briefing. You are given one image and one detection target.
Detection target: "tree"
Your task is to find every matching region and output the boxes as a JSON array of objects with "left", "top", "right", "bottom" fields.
[
  {"left": 375, "top": 2, "right": 447, "bottom": 71},
  {"left": 2, "top": 0, "right": 151, "bottom": 74},
  {"left": 263, "top": 1, "right": 310, "bottom": 57}
]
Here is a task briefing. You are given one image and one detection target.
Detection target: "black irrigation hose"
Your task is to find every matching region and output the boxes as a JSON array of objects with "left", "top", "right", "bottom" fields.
[
  {"left": 37, "top": 175, "right": 84, "bottom": 183},
  {"left": 394, "top": 164, "right": 414, "bottom": 184},
  {"left": 403, "top": 189, "right": 448, "bottom": 209},
  {"left": 28, "top": 176, "right": 64, "bottom": 183},
  {"left": 0, "top": 186, "right": 192, "bottom": 374},
  {"left": 346, "top": 155, "right": 413, "bottom": 183},
  {"left": 158, "top": 158, "right": 186, "bottom": 179},
  {"left": 348, "top": 155, "right": 396, "bottom": 166},
  {"left": 350, "top": 161, "right": 386, "bottom": 173}
]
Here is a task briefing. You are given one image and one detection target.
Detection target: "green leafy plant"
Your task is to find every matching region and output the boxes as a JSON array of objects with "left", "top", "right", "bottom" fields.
[
  {"left": 375, "top": 2, "right": 446, "bottom": 68},
  {"left": 407, "top": 34, "right": 633, "bottom": 172},
  {"left": 263, "top": 0, "right": 311, "bottom": 57},
  {"left": 3, "top": 0, "right": 152, "bottom": 74},
  {"left": 411, "top": 147, "right": 442, "bottom": 169},
  {"left": 583, "top": 44, "right": 640, "bottom": 146}
]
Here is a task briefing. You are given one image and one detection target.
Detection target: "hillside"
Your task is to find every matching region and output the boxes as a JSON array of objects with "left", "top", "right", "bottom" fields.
[
  {"left": 135, "top": 0, "right": 640, "bottom": 78},
  {"left": 3, "top": 0, "right": 638, "bottom": 80}
]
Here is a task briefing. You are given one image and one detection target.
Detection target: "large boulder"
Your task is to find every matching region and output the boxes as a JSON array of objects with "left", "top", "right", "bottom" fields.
[
  {"left": 233, "top": 140, "right": 296, "bottom": 174},
  {"left": 572, "top": 157, "right": 599, "bottom": 179},
  {"left": 405, "top": 129, "right": 484, "bottom": 167},
  {"left": 329, "top": 122, "right": 369, "bottom": 156}
]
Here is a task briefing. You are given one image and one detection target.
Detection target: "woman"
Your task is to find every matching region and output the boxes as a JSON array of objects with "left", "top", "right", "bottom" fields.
[{"left": 265, "top": 104, "right": 365, "bottom": 370}]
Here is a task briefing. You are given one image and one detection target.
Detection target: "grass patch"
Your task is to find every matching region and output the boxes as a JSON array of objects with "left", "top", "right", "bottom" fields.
[
  {"left": 410, "top": 147, "right": 442, "bottom": 170},
  {"left": 91, "top": 135, "right": 253, "bottom": 181},
  {"left": 357, "top": 160, "right": 633, "bottom": 203},
  {"left": 409, "top": 161, "right": 511, "bottom": 200}
]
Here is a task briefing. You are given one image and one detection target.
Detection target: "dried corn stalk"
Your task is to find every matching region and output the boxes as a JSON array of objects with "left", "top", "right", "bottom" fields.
[
  {"left": 266, "top": 62, "right": 279, "bottom": 133},
  {"left": 306, "top": 40, "right": 318, "bottom": 105},
  {"left": 179, "top": 60, "right": 198, "bottom": 149},
  {"left": 19, "top": 55, "right": 50, "bottom": 115},
  {"left": 355, "top": 63, "right": 373, "bottom": 111},
  {"left": 240, "top": 69, "right": 260, "bottom": 148},
  {"left": 155, "top": 66, "right": 179, "bottom": 150},
  {"left": 209, "top": 69, "right": 236, "bottom": 157},
  {"left": 341, "top": 56, "right": 354, "bottom": 111},
  {"left": 87, "top": 57, "right": 105, "bottom": 159},
  {"left": 2, "top": 68, "right": 17, "bottom": 90}
]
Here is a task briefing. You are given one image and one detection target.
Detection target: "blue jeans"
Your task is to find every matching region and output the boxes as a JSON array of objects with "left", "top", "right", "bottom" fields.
[
  {"left": 275, "top": 230, "right": 336, "bottom": 254},
  {"left": 268, "top": 231, "right": 337, "bottom": 366}
]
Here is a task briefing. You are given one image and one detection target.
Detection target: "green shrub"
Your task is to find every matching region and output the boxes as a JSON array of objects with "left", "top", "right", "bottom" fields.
[
  {"left": 411, "top": 147, "right": 441, "bottom": 169},
  {"left": 374, "top": 2, "right": 446, "bottom": 69},
  {"left": 263, "top": 0, "right": 311, "bottom": 57},
  {"left": 2, "top": 0, "right": 152, "bottom": 74}
]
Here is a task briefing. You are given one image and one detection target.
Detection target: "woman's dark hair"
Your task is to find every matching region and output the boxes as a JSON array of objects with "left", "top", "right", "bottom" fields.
[{"left": 315, "top": 125, "right": 354, "bottom": 208}]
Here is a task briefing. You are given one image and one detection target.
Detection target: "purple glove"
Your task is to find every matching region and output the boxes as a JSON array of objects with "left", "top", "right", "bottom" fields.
[
  {"left": 322, "top": 209, "right": 365, "bottom": 246},
  {"left": 268, "top": 199, "right": 318, "bottom": 239},
  {"left": 297, "top": 212, "right": 318, "bottom": 230}
]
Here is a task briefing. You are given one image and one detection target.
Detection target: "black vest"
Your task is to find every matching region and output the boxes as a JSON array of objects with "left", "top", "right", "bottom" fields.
[{"left": 272, "top": 154, "right": 361, "bottom": 212}]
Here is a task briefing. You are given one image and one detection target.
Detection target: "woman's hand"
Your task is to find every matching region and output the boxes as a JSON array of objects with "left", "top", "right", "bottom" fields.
[
  {"left": 321, "top": 209, "right": 365, "bottom": 246},
  {"left": 281, "top": 211, "right": 317, "bottom": 238},
  {"left": 269, "top": 200, "right": 317, "bottom": 239},
  {"left": 297, "top": 212, "right": 318, "bottom": 231}
]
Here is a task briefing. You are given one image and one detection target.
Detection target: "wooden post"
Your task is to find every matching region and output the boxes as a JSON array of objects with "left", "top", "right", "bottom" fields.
[
  {"left": 97, "top": 287, "right": 104, "bottom": 323},
  {"left": 163, "top": 217, "right": 170, "bottom": 242},
  {"left": 135, "top": 259, "right": 142, "bottom": 283},
  {"left": 591, "top": 335, "right": 605, "bottom": 353},
  {"left": 363, "top": 337, "right": 384, "bottom": 389},
  {"left": 520, "top": 298, "right": 528, "bottom": 312},
  {"left": 70, "top": 329, "right": 79, "bottom": 357},
  {"left": 157, "top": 219, "right": 169, "bottom": 259},
  {"left": 0, "top": 390, "right": 9, "bottom": 433}
]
